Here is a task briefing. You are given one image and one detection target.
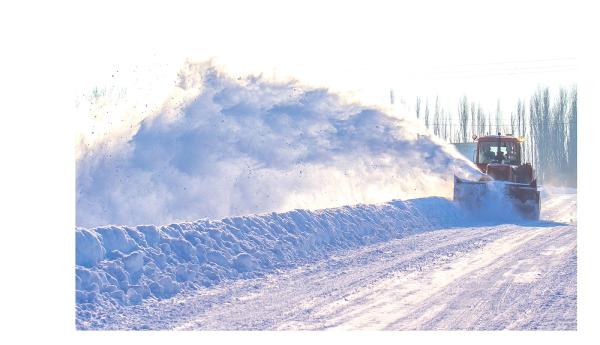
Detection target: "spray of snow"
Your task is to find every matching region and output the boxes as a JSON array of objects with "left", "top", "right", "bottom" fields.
[{"left": 76, "top": 61, "right": 480, "bottom": 228}]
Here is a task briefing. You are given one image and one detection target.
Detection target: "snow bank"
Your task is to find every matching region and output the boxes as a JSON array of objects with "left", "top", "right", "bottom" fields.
[
  {"left": 76, "top": 197, "right": 469, "bottom": 308},
  {"left": 76, "top": 61, "right": 480, "bottom": 228},
  {"left": 540, "top": 185, "right": 577, "bottom": 198}
]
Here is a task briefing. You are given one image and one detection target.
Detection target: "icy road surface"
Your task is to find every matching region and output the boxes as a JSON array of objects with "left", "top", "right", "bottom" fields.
[{"left": 92, "top": 192, "right": 576, "bottom": 330}]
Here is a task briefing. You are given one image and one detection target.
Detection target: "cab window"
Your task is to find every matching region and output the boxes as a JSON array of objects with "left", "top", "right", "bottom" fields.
[{"left": 478, "top": 141, "right": 520, "bottom": 164}]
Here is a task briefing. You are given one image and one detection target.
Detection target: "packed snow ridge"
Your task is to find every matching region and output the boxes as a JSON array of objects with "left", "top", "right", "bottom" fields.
[
  {"left": 77, "top": 61, "right": 480, "bottom": 228},
  {"left": 76, "top": 197, "right": 475, "bottom": 308}
]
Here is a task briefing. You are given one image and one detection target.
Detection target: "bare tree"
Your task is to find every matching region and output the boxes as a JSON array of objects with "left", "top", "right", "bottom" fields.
[
  {"left": 516, "top": 99, "right": 525, "bottom": 137},
  {"left": 516, "top": 99, "right": 529, "bottom": 163},
  {"left": 567, "top": 86, "right": 577, "bottom": 187},
  {"left": 551, "top": 88, "right": 568, "bottom": 179},
  {"left": 458, "top": 95, "right": 469, "bottom": 142},
  {"left": 477, "top": 104, "right": 486, "bottom": 137},
  {"left": 495, "top": 99, "right": 502, "bottom": 134},
  {"left": 433, "top": 96, "right": 441, "bottom": 136},
  {"left": 424, "top": 99, "right": 430, "bottom": 129},
  {"left": 529, "top": 87, "right": 551, "bottom": 182},
  {"left": 470, "top": 102, "right": 477, "bottom": 139}
]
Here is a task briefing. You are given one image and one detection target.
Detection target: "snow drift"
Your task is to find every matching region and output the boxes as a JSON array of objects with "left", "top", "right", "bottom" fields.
[
  {"left": 76, "top": 61, "right": 479, "bottom": 228},
  {"left": 76, "top": 197, "right": 471, "bottom": 315}
]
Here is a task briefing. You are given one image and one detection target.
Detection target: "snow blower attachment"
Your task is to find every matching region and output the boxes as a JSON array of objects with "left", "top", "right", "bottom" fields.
[{"left": 453, "top": 134, "right": 541, "bottom": 220}]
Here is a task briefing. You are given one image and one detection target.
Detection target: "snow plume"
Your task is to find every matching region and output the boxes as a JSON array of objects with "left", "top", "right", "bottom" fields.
[{"left": 77, "top": 61, "right": 480, "bottom": 227}]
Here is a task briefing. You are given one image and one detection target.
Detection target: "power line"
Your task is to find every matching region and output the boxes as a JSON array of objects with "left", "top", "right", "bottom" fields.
[
  {"left": 432, "top": 57, "right": 576, "bottom": 69},
  {"left": 430, "top": 67, "right": 576, "bottom": 80}
]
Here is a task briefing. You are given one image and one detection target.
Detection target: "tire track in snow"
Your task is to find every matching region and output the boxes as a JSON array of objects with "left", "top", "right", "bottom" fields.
[
  {"left": 379, "top": 225, "right": 576, "bottom": 330},
  {"left": 168, "top": 226, "right": 505, "bottom": 330},
  {"left": 169, "top": 224, "right": 575, "bottom": 330},
  {"left": 310, "top": 226, "right": 563, "bottom": 330},
  {"left": 171, "top": 224, "right": 546, "bottom": 330}
]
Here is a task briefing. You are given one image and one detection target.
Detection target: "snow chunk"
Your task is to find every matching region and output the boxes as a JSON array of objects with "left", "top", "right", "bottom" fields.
[
  {"left": 127, "top": 288, "right": 143, "bottom": 305},
  {"left": 234, "top": 253, "right": 257, "bottom": 273},
  {"left": 95, "top": 226, "right": 138, "bottom": 254},
  {"left": 123, "top": 251, "right": 144, "bottom": 275},
  {"left": 206, "top": 250, "right": 231, "bottom": 268},
  {"left": 76, "top": 229, "right": 105, "bottom": 267}
]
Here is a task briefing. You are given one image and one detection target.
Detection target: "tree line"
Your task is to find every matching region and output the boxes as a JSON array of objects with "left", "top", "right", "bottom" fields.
[{"left": 414, "top": 86, "right": 577, "bottom": 187}]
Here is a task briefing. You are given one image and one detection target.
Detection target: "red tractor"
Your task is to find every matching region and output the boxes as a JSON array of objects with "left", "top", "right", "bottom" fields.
[{"left": 454, "top": 134, "right": 540, "bottom": 220}]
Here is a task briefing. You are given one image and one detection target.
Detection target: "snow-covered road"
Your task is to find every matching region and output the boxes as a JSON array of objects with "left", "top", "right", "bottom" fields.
[{"left": 90, "top": 192, "right": 576, "bottom": 330}]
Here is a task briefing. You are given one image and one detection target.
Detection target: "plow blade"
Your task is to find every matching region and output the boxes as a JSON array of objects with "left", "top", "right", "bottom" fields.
[{"left": 453, "top": 175, "right": 540, "bottom": 220}]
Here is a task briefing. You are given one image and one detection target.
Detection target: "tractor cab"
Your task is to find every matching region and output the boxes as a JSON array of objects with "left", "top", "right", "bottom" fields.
[
  {"left": 473, "top": 134, "right": 534, "bottom": 185},
  {"left": 475, "top": 134, "right": 522, "bottom": 170}
]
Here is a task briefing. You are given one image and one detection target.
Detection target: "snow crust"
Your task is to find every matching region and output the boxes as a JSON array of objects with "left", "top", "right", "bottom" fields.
[
  {"left": 76, "top": 62, "right": 480, "bottom": 228},
  {"left": 76, "top": 197, "right": 469, "bottom": 308}
]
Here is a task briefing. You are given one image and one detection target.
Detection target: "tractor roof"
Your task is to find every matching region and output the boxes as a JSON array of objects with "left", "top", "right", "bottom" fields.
[{"left": 476, "top": 134, "right": 522, "bottom": 142}]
